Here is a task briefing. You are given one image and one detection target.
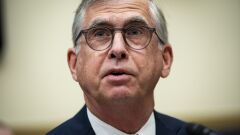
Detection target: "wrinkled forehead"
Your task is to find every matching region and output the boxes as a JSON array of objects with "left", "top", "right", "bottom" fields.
[{"left": 82, "top": 0, "right": 155, "bottom": 28}]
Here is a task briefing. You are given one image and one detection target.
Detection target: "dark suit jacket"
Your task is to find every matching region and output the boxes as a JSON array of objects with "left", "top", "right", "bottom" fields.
[{"left": 47, "top": 105, "right": 188, "bottom": 135}]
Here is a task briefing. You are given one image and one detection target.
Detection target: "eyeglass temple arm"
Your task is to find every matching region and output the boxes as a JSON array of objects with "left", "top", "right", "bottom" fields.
[
  {"left": 153, "top": 29, "right": 165, "bottom": 45},
  {"left": 74, "top": 32, "right": 81, "bottom": 46}
]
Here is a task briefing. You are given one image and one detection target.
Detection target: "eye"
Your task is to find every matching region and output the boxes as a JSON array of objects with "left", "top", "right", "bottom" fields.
[
  {"left": 126, "top": 27, "right": 144, "bottom": 36},
  {"left": 95, "top": 30, "right": 106, "bottom": 37},
  {"left": 92, "top": 28, "right": 111, "bottom": 38}
]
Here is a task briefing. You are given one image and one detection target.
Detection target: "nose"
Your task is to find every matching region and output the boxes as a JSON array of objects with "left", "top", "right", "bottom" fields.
[{"left": 108, "top": 32, "right": 128, "bottom": 60}]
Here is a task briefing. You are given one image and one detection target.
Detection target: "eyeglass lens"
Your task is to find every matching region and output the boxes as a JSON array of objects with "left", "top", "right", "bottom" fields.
[{"left": 85, "top": 26, "right": 152, "bottom": 51}]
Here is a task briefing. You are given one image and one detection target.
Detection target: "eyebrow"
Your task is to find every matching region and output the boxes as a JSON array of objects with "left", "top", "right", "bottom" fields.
[
  {"left": 123, "top": 16, "right": 149, "bottom": 27},
  {"left": 87, "top": 16, "right": 149, "bottom": 29},
  {"left": 88, "top": 19, "right": 113, "bottom": 28}
]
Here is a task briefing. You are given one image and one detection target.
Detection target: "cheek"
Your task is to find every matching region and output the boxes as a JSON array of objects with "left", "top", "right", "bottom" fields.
[
  {"left": 133, "top": 44, "right": 163, "bottom": 85},
  {"left": 148, "top": 41, "right": 163, "bottom": 67},
  {"left": 149, "top": 46, "right": 163, "bottom": 77},
  {"left": 76, "top": 48, "right": 103, "bottom": 89}
]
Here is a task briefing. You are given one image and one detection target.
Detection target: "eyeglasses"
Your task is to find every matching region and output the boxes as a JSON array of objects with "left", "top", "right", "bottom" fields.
[{"left": 75, "top": 26, "right": 164, "bottom": 51}]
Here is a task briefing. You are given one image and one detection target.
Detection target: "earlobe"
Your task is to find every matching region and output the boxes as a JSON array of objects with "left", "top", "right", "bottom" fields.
[
  {"left": 67, "top": 48, "right": 78, "bottom": 81},
  {"left": 161, "top": 44, "right": 173, "bottom": 78}
]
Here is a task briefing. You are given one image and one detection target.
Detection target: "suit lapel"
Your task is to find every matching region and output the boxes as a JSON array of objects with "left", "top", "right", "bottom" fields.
[
  {"left": 70, "top": 105, "right": 95, "bottom": 135},
  {"left": 154, "top": 111, "right": 188, "bottom": 135},
  {"left": 155, "top": 111, "right": 177, "bottom": 135}
]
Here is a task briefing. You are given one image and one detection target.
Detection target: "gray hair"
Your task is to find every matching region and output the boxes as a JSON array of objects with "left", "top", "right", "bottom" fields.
[{"left": 72, "top": 0, "right": 168, "bottom": 50}]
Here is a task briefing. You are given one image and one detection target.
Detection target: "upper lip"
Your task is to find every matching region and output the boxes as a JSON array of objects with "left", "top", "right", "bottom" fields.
[{"left": 103, "top": 68, "right": 134, "bottom": 78}]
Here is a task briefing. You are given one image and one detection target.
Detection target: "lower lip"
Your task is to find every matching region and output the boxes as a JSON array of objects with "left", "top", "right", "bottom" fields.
[{"left": 105, "top": 74, "right": 131, "bottom": 85}]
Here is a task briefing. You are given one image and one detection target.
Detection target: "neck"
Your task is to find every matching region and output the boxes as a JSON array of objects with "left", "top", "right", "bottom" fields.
[{"left": 85, "top": 95, "right": 154, "bottom": 134}]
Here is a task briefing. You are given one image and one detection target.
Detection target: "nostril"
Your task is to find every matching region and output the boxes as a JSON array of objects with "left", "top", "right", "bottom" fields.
[
  {"left": 109, "top": 50, "right": 127, "bottom": 59},
  {"left": 121, "top": 53, "right": 126, "bottom": 58},
  {"left": 111, "top": 53, "right": 116, "bottom": 58}
]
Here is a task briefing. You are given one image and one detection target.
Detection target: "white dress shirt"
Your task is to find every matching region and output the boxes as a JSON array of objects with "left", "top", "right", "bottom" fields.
[{"left": 87, "top": 108, "right": 156, "bottom": 135}]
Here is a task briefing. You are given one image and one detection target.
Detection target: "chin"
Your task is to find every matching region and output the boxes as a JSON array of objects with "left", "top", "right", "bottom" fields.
[{"left": 103, "top": 86, "right": 139, "bottom": 103}]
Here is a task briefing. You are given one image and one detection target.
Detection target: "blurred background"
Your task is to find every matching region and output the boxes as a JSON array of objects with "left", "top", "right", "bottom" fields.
[{"left": 0, "top": 0, "right": 239, "bottom": 135}]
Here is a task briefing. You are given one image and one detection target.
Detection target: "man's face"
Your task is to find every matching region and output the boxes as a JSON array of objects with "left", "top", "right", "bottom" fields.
[{"left": 68, "top": 0, "right": 173, "bottom": 104}]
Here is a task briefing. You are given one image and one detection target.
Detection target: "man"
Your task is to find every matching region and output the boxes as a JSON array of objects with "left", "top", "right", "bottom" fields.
[{"left": 47, "top": 0, "right": 188, "bottom": 134}]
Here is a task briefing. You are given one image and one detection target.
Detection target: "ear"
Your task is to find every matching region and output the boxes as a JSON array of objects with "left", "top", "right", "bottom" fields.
[
  {"left": 161, "top": 44, "right": 173, "bottom": 78},
  {"left": 67, "top": 48, "right": 78, "bottom": 81}
]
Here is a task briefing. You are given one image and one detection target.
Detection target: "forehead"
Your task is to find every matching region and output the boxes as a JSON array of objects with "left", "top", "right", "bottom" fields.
[{"left": 83, "top": 0, "right": 154, "bottom": 28}]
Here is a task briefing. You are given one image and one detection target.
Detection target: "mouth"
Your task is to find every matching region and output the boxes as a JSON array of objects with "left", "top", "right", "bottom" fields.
[
  {"left": 110, "top": 71, "right": 127, "bottom": 76},
  {"left": 102, "top": 68, "right": 135, "bottom": 85},
  {"left": 105, "top": 69, "right": 132, "bottom": 77}
]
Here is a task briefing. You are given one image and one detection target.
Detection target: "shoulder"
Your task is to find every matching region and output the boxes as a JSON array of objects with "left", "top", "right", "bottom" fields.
[
  {"left": 46, "top": 106, "right": 94, "bottom": 135},
  {"left": 154, "top": 111, "right": 188, "bottom": 135},
  {"left": 46, "top": 118, "right": 74, "bottom": 135}
]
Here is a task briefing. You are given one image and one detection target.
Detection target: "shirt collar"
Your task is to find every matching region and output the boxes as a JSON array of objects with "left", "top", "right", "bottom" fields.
[{"left": 87, "top": 108, "right": 156, "bottom": 135}]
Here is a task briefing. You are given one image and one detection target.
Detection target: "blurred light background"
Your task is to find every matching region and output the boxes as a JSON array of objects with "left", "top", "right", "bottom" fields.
[
  {"left": 0, "top": 0, "right": 4, "bottom": 63},
  {"left": 0, "top": 0, "right": 239, "bottom": 135}
]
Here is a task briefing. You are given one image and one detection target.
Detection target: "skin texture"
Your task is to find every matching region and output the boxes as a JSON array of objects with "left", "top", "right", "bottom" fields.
[{"left": 68, "top": 0, "right": 173, "bottom": 133}]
